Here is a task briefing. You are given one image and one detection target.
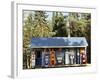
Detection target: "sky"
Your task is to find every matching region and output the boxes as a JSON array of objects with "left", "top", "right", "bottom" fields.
[{"left": 23, "top": 10, "right": 69, "bottom": 21}]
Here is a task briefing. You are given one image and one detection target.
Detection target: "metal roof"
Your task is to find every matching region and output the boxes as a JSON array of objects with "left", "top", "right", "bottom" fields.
[{"left": 31, "top": 37, "right": 88, "bottom": 48}]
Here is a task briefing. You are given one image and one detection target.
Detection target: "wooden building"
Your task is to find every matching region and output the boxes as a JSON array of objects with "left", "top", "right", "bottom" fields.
[{"left": 30, "top": 37, "right": 88, "bottom": 68}]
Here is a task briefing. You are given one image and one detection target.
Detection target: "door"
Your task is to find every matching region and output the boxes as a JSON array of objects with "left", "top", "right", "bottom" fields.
[{"left": 35, "top": 50, "right": 42, "bottom": 67}]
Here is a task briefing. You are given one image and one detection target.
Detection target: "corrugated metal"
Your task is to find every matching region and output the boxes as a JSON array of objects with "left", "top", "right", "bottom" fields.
[{"left": 31, "top": 37, "right": 88, "bottom": 48}]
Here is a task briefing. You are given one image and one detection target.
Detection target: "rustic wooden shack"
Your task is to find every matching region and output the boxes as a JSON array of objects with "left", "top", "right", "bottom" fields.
[{"left": 30, "top": 37, "right": 88, "bottom": 68}]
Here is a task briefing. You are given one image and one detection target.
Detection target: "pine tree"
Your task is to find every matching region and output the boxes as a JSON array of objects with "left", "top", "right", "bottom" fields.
[
  {"left": 23, "top": 13, "right": 34, "bottom": 69},
  {"left": 53, "top": 12, "right": 67, "bottom": 37},
  {"left": 32, "top": 11, "right": 52, "bottom": 37}
]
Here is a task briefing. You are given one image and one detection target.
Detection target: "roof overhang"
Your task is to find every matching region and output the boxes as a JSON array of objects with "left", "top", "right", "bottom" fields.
[{"left": 31, "top": 37, "right": 88, "bottom": 48}]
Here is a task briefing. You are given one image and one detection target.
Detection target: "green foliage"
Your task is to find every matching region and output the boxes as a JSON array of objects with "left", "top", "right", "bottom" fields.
[
  {"left": 23, "top": 13, "right": 34, "bottom": 69},
  {"left": 32, "top": 11, "right": 55, "bottom": 37},
  {"left": 53, "top": 12, "right": 68, "bottom": 37},
  {"left": 63, "top": 13, "right": 91, "bottom": 38}
]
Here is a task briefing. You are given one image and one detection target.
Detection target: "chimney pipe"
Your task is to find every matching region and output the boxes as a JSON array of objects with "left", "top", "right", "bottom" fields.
[{"left": 66, "top": 20, "right": 70, "bottom": 38}]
